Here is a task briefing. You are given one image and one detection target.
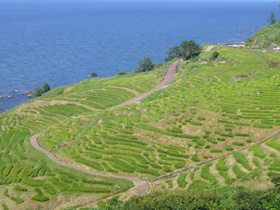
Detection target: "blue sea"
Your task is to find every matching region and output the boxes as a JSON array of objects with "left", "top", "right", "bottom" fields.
[{"left": 0, "top": 0, "right": 278, "bottom": 112}]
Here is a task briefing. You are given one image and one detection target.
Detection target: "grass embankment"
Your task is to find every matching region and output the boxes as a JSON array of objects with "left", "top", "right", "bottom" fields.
[{"left": 246, "top": 21, "right": 280, "bottom": 48}]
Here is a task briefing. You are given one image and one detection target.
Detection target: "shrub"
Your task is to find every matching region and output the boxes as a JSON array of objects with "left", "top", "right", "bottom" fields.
[
  {"left": 211, "top": 51, "right": 219, "bottom": 60},
  {"left": 117, "top": 71, "right": 128, "bottom": 76}
]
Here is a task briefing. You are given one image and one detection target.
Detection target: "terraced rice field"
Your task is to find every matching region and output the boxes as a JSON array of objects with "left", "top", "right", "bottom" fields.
[
  {"left": 39, "top": 47, "right": 280, "bottom": 183},
  {"left": 0, "top": 106, "right": 133, "bottom": 209},
  {"left": 1, "top": 47, "right": 280, "bottom": 209},
  {"left": 0, "top": 64, "right": 171, "bottom": 209}
]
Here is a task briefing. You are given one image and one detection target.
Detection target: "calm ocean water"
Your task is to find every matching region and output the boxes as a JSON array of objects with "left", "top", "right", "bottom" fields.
[{"left": 0, "top": 0, "right": 278, "bottom": 112}]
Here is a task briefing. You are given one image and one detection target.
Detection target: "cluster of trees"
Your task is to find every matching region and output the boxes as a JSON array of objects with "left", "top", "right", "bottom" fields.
[
  {"left": 133, "top": 40, "right": 201, "bottom": 74},
  {"left": 92, "top": 176, "right": 280, "bottom": 210},
  {"left": 34, "top": 83, "right": 51, "bottom": 97},
  {"left": 166, "top": 40, "right": 201, "bottom": 61},
  {"left": 134, "top": 57, "right": 154, "bottom": 73}
]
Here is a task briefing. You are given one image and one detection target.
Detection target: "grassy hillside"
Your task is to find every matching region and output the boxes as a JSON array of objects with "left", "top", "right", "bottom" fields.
[
  {"left": 246, "top": 21, "right": 280, "bottom": 48},
  {"left": 0, "top": 64, "right": 168, "bottom": 210},
  {"left": 0, "top": 46, "right": 280, "bottom": 209}
]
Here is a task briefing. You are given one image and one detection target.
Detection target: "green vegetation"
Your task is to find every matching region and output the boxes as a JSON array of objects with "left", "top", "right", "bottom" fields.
[
  {"left": 247, "top": 20, "right": 280, "bottom": 48},
  {"left": 269, "top": 11, "right": 276, "bottom": 25},
  {"left": 134, "top": 57, "right": 154, "bottom": 73},
  {"left": 211, "top": 51, "right": 219, "bottom": 61},
  {"left": 34, "top": 82, "right": 51, "bottom": 96},
  {"left": 88, "top": 183, "right": 280, "bottom": 210},
  {"left": 166, "top": 40, "right": 201, "bottom": 61},
  {"left": 89, "top": 72, "right": 98, "bottom": 78},
  {"left": 177, "top": 173, "right": 188, "bottom": 188},
  {"left": 1, "top": 25, "right": 280, "bottom": 209}
]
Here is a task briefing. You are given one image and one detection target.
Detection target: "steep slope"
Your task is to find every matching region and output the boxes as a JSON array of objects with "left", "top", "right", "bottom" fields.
[
  {"left": 0, "top": 46, "right": 280, "bottom": 209},
  {"left": 0, "top": 63, "right": 169, "bottom": 210},
  {"left": 246, "top": 21, "right": 280, "bottom": 49},
  {"left": 38, "top": 47, "right": 280, "bottom": 188}
]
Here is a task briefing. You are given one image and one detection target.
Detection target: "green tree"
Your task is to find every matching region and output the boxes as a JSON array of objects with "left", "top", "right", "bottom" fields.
[
  {"left": 269, "top": 11, "right": 276, "bottom": 25},
  {"left": 34, "top": 87, "right": 44, "bottom": 96},
  {"left": 89, "top": 72, "right": 98, "bottom": 79},
  {"left": 166, "top": 46, "right": 180, "bottom": 62},
  {"left": 179, "top": 40, "right": 201, "bottom": 60},
  {"left": 135, "top": 57, "right": 154, "bottom": 73},
  {"left": 117, "top": 71, "right": 127, "bottom": 76},
  {"left": 211, "top": 51, "right": 219, "bottom": 61},
  {"left": 165, "top": 40, "right": 201, "bottom": 61},
  {"left": 43, "top": 83, "right": 51, "bottom": 92}
]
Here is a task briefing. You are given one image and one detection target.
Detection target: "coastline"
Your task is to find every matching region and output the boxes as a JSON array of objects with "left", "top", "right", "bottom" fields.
[{"left": 0, "top": 93, "right": 31, "bottom": 113}]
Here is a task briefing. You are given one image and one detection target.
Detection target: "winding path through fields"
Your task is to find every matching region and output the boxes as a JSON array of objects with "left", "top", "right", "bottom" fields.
[
  {"left": 29, "top": 55, "right": 280, "bottom": 199},
  {"left": 113, "top": 59, "right": 182, "bottom": 107},
  {"left": 30, "top": 59, "right": 181, "bottom": 195}
]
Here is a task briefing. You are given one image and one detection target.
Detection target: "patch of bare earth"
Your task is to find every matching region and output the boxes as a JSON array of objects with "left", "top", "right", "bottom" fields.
[{"left": 63, "top": 87, "right": 73, "bottom": 94}]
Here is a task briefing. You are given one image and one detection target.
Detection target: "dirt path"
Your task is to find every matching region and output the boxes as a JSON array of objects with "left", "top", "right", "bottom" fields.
[
  {"left": 113, "top": 60, "right": 181, "bottom": 108},
  {"left": 148, "top": 130, "right": 280, "bottom": 183},
  {"left": 29, "top": 60, "right": 180, "bottom": 196},
  {"left": 30, "top": 132, "right": 148, "bottom": 194},
  {"left": 204, "top": 45, "right": 215, "bottom": 52}
]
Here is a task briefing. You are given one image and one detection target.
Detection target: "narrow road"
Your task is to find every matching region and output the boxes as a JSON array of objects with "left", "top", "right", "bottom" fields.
[
  {"left": 30, "top": 60, "right": 181, "bottom": 195},
  {"left": 148, "top": 130, "right": 280, "bottom": 183},
  {"left": 113, "top": 59, "right": 181, "bottom": 107},
  {"left": 30, "top": 133, "right": 148, "bottom": 194},
  {"left": 204, "top": 45, "right": 215, "bottom": 52}
]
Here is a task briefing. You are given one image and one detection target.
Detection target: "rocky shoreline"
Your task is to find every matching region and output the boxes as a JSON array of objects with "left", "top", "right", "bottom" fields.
[{"left": 0, "top": 91, "right": 33, "bottom": 113}]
